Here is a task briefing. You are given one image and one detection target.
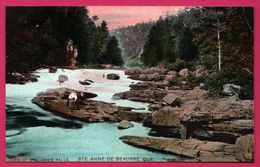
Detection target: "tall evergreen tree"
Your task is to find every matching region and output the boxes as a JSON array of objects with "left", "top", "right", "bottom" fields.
[
  {"left": 94, "top": 20, "right": 109, "bottom": 64},
  {"left": 103, "top": 36, "right": 123, "bottom": 66}
]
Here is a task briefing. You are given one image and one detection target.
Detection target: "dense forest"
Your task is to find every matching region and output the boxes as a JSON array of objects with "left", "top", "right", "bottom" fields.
[
  {"left": 110, "top": 22, "right": 154, "bottom": 66},
  {"left": 141, "top": 7, "right": 253, "bottom": 72},
  {"left": 6, "top": 7, "right": 123, "bottom": 72},
  {"left": 139, "top": 7, "right": 253, "bottom": 99}
]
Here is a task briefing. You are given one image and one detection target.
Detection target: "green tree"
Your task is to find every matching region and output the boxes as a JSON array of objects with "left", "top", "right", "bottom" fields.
[
  {"left": 102, "top": 36, "right": 123, "bottom": 66},
  {"left": 141, "top": 18, "right": 166, "bottom": 66},
  {"left": 91, "top": 20, "right": 109, "bottom": 64},
  {"left": 6, "top": 7, "right": 97, "bottom": 71}
]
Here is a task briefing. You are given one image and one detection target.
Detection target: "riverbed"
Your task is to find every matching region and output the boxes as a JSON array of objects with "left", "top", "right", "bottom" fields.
[{"left": 6, "top": 69, "right": 181, "bottom": 162}]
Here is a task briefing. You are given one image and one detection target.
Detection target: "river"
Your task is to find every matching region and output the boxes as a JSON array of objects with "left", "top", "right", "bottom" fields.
[{"left": 6, "top": 68, "right": 181, "bottom": 162}]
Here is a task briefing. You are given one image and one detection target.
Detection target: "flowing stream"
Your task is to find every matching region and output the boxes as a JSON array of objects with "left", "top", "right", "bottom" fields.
[{"left": 6, "top": 69, "right": 181, "bottom": 162}]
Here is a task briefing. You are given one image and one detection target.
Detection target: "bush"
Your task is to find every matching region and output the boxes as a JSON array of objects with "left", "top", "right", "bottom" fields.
[
  {"left": 169, "top": 74, "right": 206, "bottom": 90},
  {"left": 204, "top": 67, "right": 253, "bottom": 99}
]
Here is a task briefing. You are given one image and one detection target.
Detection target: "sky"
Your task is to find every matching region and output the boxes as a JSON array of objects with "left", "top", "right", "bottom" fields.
[{"left": 87, "top": 6, "right": 185, "bottom": 30}]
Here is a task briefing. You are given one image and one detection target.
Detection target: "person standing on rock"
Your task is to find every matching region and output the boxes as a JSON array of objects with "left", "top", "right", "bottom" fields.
[{"left": 67, "top": 91, "right": 77, "bottom": 113}]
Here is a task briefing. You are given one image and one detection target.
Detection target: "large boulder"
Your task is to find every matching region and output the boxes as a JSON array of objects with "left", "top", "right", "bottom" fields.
[
  {"left": 117, "top": 120, "right": 134, "bottom": 129},
  {"left": 129, "top": 73, "right": 165, "bottom": 81},
  {"left": 167, "top": 71, "right": 178, "bottom": 76},
  {"left": 194, "top": 66, "right": 209, "bottom": 78},
  {"left": 32, "top": 88, "right": 148, "bottom": 123},
  {"left": 165, "top": 74, "right": 177, "bottom": 82},
  {"left": 179, "top": 68, "right": 190, "bottom": 77},
  {"left": 191, "top": 119, "right": 253, "bottom": 144},
  {"left": 223, "top": 84, "right": 242, "bottom": 96},
  {"left": 125, "top": 67, "right": 142, "bottom": 75},
  {"left": 163, "top": 94, "right": 181, "bottom": 106},
  {"left": 8, "top": 72, "right": 27, "bottom": 84},
  {"left": 79, "top": 79, "right": 93, "bottom": 85},
  {"left": 146, "top": 67, "right": 168, "bottom": 75},
  {"left": 235, "top": 135, "right": 254, "bottom": 162},
  {"left": 107, "top": 73, "right": 120, "bottom": 80},
  {"left": 148, "top": 104, "right": 162, "bottom": 111},
  {"left": 114, "top": 89, "right": 167, "bottom": 103},
  {"left": 58, "top": 75, "right": 68, "bottom": 84},
  {"left": 6, "top": 72, "right": 39, "bottom": 84},
  {"left": 49, "top": 66, "right": 57, "bottom": 73},
  {"left": 27, "top": 74, "right": 39, "bottom": 82}
]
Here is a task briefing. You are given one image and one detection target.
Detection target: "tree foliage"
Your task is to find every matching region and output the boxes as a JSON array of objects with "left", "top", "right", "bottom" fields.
[
  {"left": 102, "top": 36, "right": 123, "bottom": 66},
  {"left": 141, "top": 7, "right": 253, "bottom": 73},
  {"left": 6, "top": 7, "right": 124, "bottom": 72}
]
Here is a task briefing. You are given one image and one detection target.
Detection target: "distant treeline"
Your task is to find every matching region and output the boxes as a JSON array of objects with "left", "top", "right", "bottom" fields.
[
  {"left": 6, "top": 7, "right": 123, "bottom": 72},
  {"left": 141, "top": 7, "right": 253, "bottom": 72}
]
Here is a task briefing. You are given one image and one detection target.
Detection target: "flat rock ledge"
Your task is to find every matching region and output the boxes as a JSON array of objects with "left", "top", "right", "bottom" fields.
[
  {"left": 143, "top": 98, "right": 253, "bottom": 144},
  {"left": 32, "top": 88, "right": 148, "bottom": 122},
  {"left": 120, "top": 135, "right": 253, "bottom": 162}
]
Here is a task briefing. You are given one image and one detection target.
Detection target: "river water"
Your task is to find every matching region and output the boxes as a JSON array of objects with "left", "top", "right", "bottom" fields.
[{"left": 6, "top": 69, "right": 180, "bottom": 162}]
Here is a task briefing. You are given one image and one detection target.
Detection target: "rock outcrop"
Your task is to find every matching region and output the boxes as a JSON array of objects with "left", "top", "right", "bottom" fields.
[
  {"left": 193, "top": 66, "right": 209, "bottom": 78},
  {"left": 125, "top": 67, "right": 168, "bottom": 76},
  {"left": 129, "top": 73, "right": 165, "bottom": 81},
  {"left": 148, "top": 104, "right": 163, "bottom": 112},
  {"left": 165, "top": 71, "right": 178, "bottom": 82},
  {"left": 79, "top": 79, "right": 94, "bottom": 85},
  {"left": 115, "top": 87, "right": 207, "bottom": 105},
  {"left": 179, "top": 68, "right": 191, "bottom": 77},
  {"left": 57, "top": 75, "right": 68, "bottom": 84},
  {"left": 49, "top": 66, "right": 57, "bottom": 73},
  {"left": 125, "top": 67, "right": 167, "bottom": 81},
  {"left": 235, "top": 134, "right": 254, "bottom": 162},
  {"left": 223, "top": 84, "right": 242, "bottom": 96},
  {"left": 162, "top": 94, "right": 181, "bottom": 106},
  {"left": 120, "top": 136, "right": 239, "bottom": 162},
  {"left": 114, "top": 89, "right": 167, "bottom": 103},
  {"left": 118, "top": 66, "right": 254, "bottom": 162},
  {"left": 6, "top": 72, "right": 39, "bottom": 84},
  {"left": 107, "top": 73, "right": 120, "bottom": 80},
  {"left": 144, "top": 98, "right": 253, "bottom": 143},
  {"left": 125, "top": 67, "right": 142, "bottom": 75},
  {"left": 118, "top": 120, "right": 134, "bottom": 129},
  {"left": 32, "top": 88, "right": 148, "bottom": 122}
]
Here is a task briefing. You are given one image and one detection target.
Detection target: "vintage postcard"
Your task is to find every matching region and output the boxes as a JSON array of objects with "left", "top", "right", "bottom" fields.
[{"left": 1, "top": 0, "right": 258, "bottom": 166}]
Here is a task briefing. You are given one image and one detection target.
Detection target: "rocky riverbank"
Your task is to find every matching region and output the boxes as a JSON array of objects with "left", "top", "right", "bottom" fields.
[
  {"left": 120, "top": 135, "right": 253, "bottom": 162},
  {"left": 32, "top": 87, "right": 148, "bottom": 122},
  {"left": 15, "top": 66, "right": 253, "bottom": 162},
  {"left": 116, "top": 67, "right": 254, "bottom": 162}
]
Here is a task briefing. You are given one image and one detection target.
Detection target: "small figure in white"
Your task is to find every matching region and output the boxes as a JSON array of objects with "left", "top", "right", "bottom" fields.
[
  {"left": 69, "top": 91, "right": 77, "bottom": 101},
  {"left": 67, "top": 91, "right": 77, "bottom": 112}
]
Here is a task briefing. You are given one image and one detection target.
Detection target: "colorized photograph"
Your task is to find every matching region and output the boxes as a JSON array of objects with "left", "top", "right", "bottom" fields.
[{"left": 6, "top": 6, "right": 254, "bottom": 162}]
